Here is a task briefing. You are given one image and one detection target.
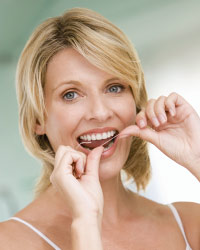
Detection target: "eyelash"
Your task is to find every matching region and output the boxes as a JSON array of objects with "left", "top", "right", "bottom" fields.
[
  {"left": 62, "top": 84, "right": 126, "bottom": 102},
  {"left": 63, "top": 91, "right": 79, "bottom": 101},
  {"left": 107, "top": 84, "right": 125, "bottom": 93}
]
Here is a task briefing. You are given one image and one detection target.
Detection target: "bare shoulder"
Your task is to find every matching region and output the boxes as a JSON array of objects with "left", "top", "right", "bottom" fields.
[
  {"left": 0, "top": 219, "right": 48, "bottom": 250},
  {"left": 172, "top": 201, "right": 200, "bottom": 249},
  {"left": 172, "top": 201, "right": 200, "bottom": 228},
  {"left": 0, "top": 219, "right": 27, "bottom": 249},
  {"left": 0, "top": 221, "right": 11, "bottom": 247}
]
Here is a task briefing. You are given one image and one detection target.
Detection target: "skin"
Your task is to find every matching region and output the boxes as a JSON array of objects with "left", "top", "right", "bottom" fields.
[
  {"left": 0, "top": 48, "right": 199, "bottom": 250},
  {"left": 40, "top": 48, "right": 136, "bottom": 181}
]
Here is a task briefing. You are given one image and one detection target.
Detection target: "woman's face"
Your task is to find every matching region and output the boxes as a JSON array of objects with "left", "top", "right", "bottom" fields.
[{"left": 39, "top": 48, "right": 136, "bottom": 179}]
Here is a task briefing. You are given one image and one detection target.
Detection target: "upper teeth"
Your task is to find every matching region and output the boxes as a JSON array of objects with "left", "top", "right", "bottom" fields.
[{"left": 79, "top": 130, "right": 116, "bottom": 141}]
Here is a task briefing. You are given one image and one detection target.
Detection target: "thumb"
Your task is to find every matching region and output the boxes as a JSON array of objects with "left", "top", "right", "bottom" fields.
[
  {"left": 119, "top": 125, "right": 159, "bottom": 145},
  {"left": 85, "top": 146, "right": 104, "bottom": 178}
]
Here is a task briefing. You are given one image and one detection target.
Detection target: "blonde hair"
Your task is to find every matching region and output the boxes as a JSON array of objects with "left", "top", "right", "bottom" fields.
[{"left": 16, "top": 8, "right": 150, "bottom": 197}]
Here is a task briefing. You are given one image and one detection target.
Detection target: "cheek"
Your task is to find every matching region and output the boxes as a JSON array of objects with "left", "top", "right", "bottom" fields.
[
  {"left": 45, "top": 105, "right": 83, "bottom": 148},
  {"left": 114, "top": 96, "right": 136, "bottom": 125},
  {"left": 47, "top": 104, "right": 81, "bottom": 129}
]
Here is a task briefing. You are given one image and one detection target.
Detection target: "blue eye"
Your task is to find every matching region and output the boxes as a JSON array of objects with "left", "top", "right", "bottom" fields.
[
  {"left": 63, "top": 91, "right": 78, "bottom": 101},
  {"left": 108, "top": 85, "right": 124, "bottom": 93}
]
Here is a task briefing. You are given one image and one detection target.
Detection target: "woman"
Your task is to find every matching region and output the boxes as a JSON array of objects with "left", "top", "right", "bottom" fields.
[{"left": 0, "top": 7, "right": 199, "bottom": 250}]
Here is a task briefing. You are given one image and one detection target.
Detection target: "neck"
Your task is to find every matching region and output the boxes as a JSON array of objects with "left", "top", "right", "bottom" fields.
[
  {"left": 42, "top": 174, "right": 135, "bottom": 226},
  {"left": 100, "top": 174, "right": 134, "bottom": 225}
]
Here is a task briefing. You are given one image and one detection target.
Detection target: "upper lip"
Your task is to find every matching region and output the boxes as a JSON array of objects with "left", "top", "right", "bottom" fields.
[{"left": 77, "top": 127, "right": 119, "bottom": 139}]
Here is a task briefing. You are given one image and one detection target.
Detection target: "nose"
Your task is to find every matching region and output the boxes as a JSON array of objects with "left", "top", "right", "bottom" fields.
[{"left": 85, "top": 94, "right": 113, "bottom": 122}]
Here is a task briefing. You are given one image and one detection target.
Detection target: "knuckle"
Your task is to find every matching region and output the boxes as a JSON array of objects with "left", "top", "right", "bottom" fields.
[
  {"left": 58, "top": 145, "right": 72, "bottom": 152},
  {"left": 146, "top": 104, "right": 155, "bottom": 116},
  {"left": 167, "top": 92, "right": 179, "bottom": 104},
  {"left": 65, "top": 146, "right": 74, "bottom": 152},
  {"left": 165, "top": 97, "right": 173, "bottom": 107},
  {"left": 136, "top": 112, "right": 145, "bottom": 122},
  {"left": 169, "top": 92, "right": 178, "bottom": 97},
  {"left": 156, "top": 95, "right": 166, "bottom": 102},
  {"left": 155, "top": 99, "right": 165, "bottom": 113},
  {"left": 148, "top": 98, "right": 156, "bottom": 104},
  {"left": 58, "top": 145, "right": 66, "bottom": 151},
  {"left": 56, "top": 145, "right": 67, "bottom": 155},
  {"left": 146, "top": 99, "right": 155, "bottom": 111}
]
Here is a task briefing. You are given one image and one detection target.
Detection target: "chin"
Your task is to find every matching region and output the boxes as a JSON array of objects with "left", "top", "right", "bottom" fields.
[{"left": 98, "top": 141, "right": 131, "bottom": 182}]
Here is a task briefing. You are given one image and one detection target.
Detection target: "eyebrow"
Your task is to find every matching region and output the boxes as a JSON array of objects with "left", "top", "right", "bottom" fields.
[
  {"left": 52, "top": 77, "right": 122, "bottom": 92},
  {"left": 52, "top": 80, "right": 81, "bottom": 92}
]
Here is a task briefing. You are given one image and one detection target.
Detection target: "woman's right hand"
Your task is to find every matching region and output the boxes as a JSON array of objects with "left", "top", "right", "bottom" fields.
[{"left": 50, "top": 145, "right": 104, "bottom": 223}]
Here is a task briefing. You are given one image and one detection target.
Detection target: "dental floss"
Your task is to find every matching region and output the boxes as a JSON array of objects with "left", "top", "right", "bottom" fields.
[{"left": 76, "top": 133, "right": 129, "bottom": 150}]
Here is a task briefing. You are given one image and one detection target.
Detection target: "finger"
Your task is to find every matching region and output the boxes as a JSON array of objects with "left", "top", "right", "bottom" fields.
[
  {"left": 85, "top": 146, "right": 104, "bottom": 178},
  {"left": 57, "top": 150, "right": 85, "bottom": 178},
  {"left": 55, "top": 145, "right": 68, "bottom": 168},
  {"left": 55, "top": 146, "right": 86, "bottom": 176},
  {"left": 51, "top": 151, "right": 74, "bottom": 186},
  {"left": 119, "top": 124, "right": 161, "bottom": 144},
  {"left": 55, "top": 145, "right": 77, "bottom": 168},
  {"left": 165, "top": 92, "right": 189, "bottom": 116},
  {"left": 154, "top": 96, "right": 167, "bottom": 124},
  {"left": 119, "top": 125, "right": 140, "bottom": 138},
  {"left": 165, "top": 92, "right": 179, "bottom": 116},
  {"left": 73, "top": 151, "right": 87, "bottom": 177},
  {"left": 135, "top": 108, "right": 147, "bottom": 128},
  {"left": 145, "top": 99, "right": 160, "bottom": 127},
  {"left": 51, "top": 154, "right": 83, "bottom": 211}
]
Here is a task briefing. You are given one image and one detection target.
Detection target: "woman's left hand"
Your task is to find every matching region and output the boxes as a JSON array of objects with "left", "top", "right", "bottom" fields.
[{"left": 120, "top": 92, "right": 200, "bottom": 180}]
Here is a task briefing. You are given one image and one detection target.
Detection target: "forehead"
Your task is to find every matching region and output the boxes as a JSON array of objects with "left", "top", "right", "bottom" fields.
[{"left": 45, "top": 48, "right": 116, "bottom": 90}]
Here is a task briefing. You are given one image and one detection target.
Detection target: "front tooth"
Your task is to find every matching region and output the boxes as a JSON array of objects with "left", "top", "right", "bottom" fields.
[
  {"left": 111, "top": 130, "right": 114, "bottom": 136},
  {"left": 91, "top": 134, "right": 96, "bottom": 140},
  {"left": 96, "top": 133, "right": 103, "bottom": 140},
  {"left": 87, "top": 135, "right": 91, "bottom": 141},
  {"left": 80, "top": 130, "right": 116, "bottom": 141},
  {"left": 102, "top": 132, "right": 107, "bottom": 139}
]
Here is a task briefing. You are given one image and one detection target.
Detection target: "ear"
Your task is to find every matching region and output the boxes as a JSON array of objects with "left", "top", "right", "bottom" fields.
[{"left": 35, "top": 122, "right": 45, "bottom": 135}]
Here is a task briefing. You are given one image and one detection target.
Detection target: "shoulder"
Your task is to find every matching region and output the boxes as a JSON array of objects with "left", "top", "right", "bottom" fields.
[
  {"left": 0, "top": 219, "right": 52, "bottom": 250},
  {"left": 172, "top": 201, "right": 200, "bottom": 250},
  {"left": 0, "top": 219, "right": 28, "bottom": 249},
  {"left": 0, "top": 221, "right": 10, "bottom": 247}
]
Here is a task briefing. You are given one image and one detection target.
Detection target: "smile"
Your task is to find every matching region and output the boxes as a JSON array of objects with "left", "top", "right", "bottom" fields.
[{"left": 77, "top": 129, "right": 119, "bottom": 153}]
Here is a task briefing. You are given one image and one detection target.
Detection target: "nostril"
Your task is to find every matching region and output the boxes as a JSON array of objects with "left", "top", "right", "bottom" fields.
[{"left": 85, "top": 100, "right": 113, "bottom": 122}]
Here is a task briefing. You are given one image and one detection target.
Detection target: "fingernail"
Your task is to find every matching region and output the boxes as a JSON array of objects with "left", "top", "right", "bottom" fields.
[
  {"left": 158, "top": 114, "right": 166, "bottom": 124},
  {"left": 152, "top": 117, "right": 160, "bottom": 127},
  {"left": 139, "top": 119, "right": 146, "bottom": 128}
]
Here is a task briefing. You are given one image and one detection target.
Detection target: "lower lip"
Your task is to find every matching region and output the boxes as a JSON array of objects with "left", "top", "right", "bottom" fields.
[{"left": 79, "top": 136, "right": 119, "bottom": 159}]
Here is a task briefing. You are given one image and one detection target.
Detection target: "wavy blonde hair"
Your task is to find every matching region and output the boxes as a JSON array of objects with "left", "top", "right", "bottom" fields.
[{"left": 16, "top": 8, "right": 150, "bottom": 197}]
